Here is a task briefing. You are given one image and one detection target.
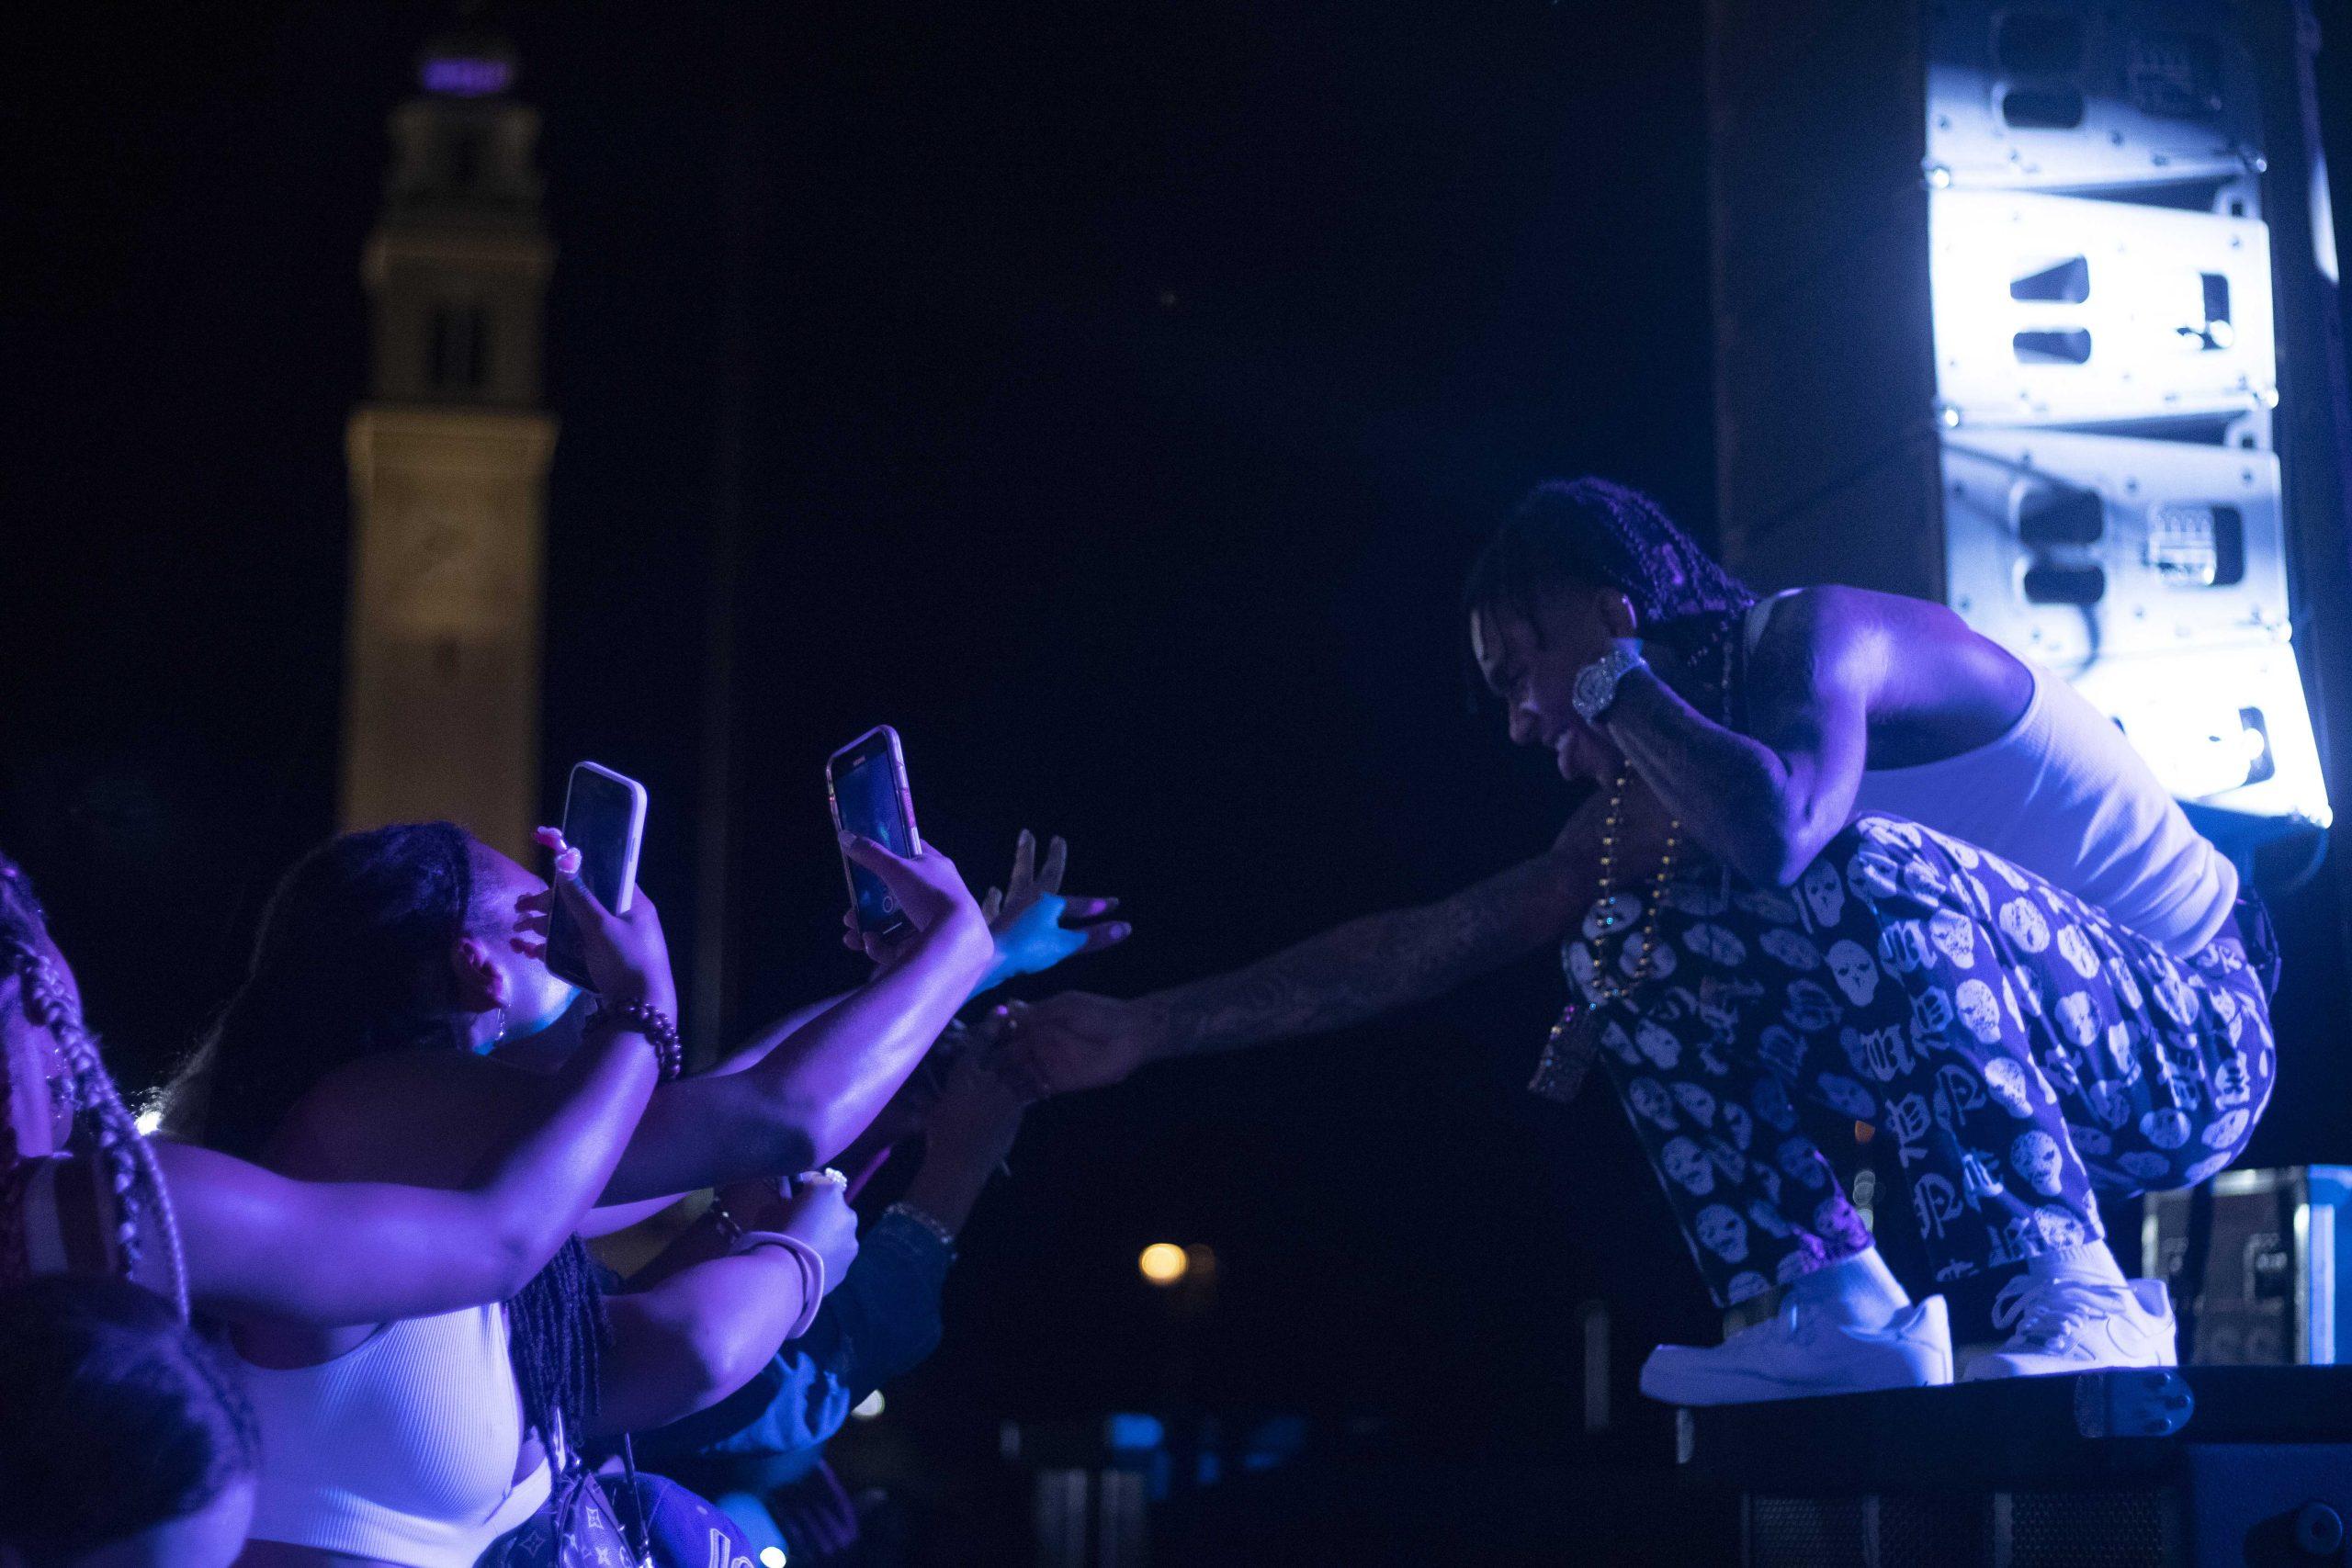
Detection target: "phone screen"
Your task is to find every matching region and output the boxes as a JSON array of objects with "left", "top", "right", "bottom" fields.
[
  {"left": 831, "top": 735, "right": 916, "bottom": 936},
  {"left": 547, "top": 764, "right": 645, "bottom": 989}
]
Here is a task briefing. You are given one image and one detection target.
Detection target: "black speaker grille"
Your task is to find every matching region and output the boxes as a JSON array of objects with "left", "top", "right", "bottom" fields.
[
  {"left": 1877, "top": 1495, "right": 1983, "bottom": 1568},
  {"left": 2005, "top": 1490, "right": 2171, "bottom": 1568},
  {"left": 1747, "top": 1496, "right": 1868, "bottom": 1568}
]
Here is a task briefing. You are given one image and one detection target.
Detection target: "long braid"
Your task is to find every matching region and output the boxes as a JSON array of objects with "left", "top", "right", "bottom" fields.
[
  {"left": 54, "top": 1012, "right": 187, "bottom": 1318},
  {"left": 507, "top": 1235, "right": 608, "bottom": 1462},
  {"left": 0, "top": 858, "right": 188, "bottom": 1317}
]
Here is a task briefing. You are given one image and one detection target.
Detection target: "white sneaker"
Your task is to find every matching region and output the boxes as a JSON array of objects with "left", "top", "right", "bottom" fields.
[
  {"left": 1639, "top": 1296, "right": 1953, "bottom": 1405},
  {"left": 1964, "top": 1276, "right": 2177, "bottom": 1381}
]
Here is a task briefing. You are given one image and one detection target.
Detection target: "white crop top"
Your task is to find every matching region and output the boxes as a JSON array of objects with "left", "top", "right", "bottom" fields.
[
  {"left": 1746, "top": 594, "right": 2238, "bottom": 954},
  {"left": 240, "top": 1304, "right": 551, "bottom": 1568}
]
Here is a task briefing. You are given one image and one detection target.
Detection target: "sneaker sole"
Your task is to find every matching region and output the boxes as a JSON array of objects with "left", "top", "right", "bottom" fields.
[
  {"left": 1640, "top": 1299, "right": 1956, "bottom": 1406},
  {"left": 1963, "top": 1343, "right": 2177, "bottom": 1381},
  {"left": 1641, "top": 1354, "right": 1952, "bottom": 1406}
]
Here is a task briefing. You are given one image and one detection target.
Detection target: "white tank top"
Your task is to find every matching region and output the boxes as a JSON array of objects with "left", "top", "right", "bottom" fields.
[
  {"left": 1746, "top": 595, "right": 2238, "bottom": 954},
  {"left": 240, "top": 1304, "right": 551, "bottom": 1568}
]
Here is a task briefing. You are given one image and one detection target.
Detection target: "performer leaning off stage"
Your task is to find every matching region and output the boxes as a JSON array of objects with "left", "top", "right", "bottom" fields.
[{"left": 1005, "top": 478, "right": 2279, "bottom": 1404}]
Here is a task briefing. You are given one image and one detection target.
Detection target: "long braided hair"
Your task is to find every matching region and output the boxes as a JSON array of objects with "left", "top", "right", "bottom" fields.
[
  {"left": 0, "top": 853, "right": 188, "bottom": 1317},
  {"left": 165, "top": 823, "right": 607, "bottom": 1457},
  {"left": 1464, "top": 477, "right": 1758, "bottom": 725}
]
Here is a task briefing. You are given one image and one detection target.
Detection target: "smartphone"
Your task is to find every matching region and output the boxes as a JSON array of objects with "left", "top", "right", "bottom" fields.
[
  {"left": 827, "top": 726, "right": 921, "bottom": 941},
  {"left": 545, "top": 761, "right": 649, "bottom": 990}
]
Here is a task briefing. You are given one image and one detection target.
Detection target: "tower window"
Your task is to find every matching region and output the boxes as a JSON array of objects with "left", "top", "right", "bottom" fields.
[{"left": 429, "top": 304, "right": 491, "bottom": 391}]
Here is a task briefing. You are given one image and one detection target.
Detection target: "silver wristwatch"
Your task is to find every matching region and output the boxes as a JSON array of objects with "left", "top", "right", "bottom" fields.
[{"left": 1571, "top": 645, "right": 1647, "bottom": 724}]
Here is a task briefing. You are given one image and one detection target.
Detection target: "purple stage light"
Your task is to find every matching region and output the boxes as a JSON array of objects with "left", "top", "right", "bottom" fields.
[{"left": 422, "top": 56, "right": 512, "bottom": 97}]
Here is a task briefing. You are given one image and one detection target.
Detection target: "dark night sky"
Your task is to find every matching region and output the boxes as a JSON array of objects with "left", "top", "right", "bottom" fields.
[{"left": 6, "top": 0, "right": 2351, "bottom": 1476}]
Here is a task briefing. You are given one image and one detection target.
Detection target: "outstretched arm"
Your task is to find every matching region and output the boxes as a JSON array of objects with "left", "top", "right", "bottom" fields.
[
  {"left": 261, "top": 840, "right": 987, "bottom": 1216},
  {"left": 1155, "top": 840, "right": 1586, "bottom": 1056},
  {"left": 581, "top": 832, "right": 1117, "bottom": 1210},
  {"left": 164, "top": 1011, "right": 662, "bottom": 1327},
  {"left": 1007, "top": 787, "right": 1665, "bottom": 1094},
  {"left": 603, "top": 950, "right": 982, "bottom": 1198}
]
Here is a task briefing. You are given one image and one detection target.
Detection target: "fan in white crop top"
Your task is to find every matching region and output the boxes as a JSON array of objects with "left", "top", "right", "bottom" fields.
[
  {"left": 1745, "top": 594, "right": 2237, "bottom": 954},
  {"left": 239, "top": 1303, "right": 550, "bottom": 1567}
]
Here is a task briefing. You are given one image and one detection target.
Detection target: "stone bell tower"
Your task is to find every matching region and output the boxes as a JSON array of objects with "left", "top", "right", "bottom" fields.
[{"left": 340, "top": 31, "right": 555, "bottom": 860}]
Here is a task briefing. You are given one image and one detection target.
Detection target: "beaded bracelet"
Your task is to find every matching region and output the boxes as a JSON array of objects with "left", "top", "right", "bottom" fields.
[{"left": 587, "top": 998, "right": 684, "bottom": 1081}]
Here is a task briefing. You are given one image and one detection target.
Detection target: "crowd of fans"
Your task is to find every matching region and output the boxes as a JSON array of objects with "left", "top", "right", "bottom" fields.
[{"left": 0, "top": 823, "right": 1123, "bottom": 1568}]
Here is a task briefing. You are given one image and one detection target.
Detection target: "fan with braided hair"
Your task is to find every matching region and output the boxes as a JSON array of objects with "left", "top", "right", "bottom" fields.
[{"left": 0, "top": 852, "right": 187, "bottom": 1314}]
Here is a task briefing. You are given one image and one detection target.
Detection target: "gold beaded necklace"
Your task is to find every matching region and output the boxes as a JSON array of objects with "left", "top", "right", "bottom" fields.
[
  {"left": 1579, "top": 763, "right": 1684, "bottom": 1007},
  {"left": 1530, "top": 615, "right": 1739, "bottom": 1104}
]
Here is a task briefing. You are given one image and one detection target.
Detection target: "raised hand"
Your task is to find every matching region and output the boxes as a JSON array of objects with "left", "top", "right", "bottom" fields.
[
  {"left": 975, "top": 827, "right": 1055, "bottom": 928},
  {"left": 536, "top": 826, "right": 675, "bottom": 1013},
  {"left": 841, "top": 834, "right": 981, "bottom": 935},
  {"left": 837, "top": 834, "right": 990, "bottom": 972},
  {"left": 999, "top": 989, "right": 1169, "bottom": 1098},
  {"left": 976, "top": 830, "right": 1131, "bottom": 988}
]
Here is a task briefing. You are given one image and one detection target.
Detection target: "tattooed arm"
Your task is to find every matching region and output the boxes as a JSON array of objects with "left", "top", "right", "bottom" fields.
[
  {"left": 1155, "top": 838, "right": 1586, "bottom": 1055},
  {"left": 1005, "top": 785, "right": 1668, "bottom": 1093},
  {"left": 1599, "top": 587, "right": 1872, "bottom": 889}
]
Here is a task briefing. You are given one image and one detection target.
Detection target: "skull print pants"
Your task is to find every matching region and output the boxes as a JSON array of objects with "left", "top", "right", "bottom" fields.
[{"left": 1571, "top": 814, "right": 2277, "bottom": 1307}]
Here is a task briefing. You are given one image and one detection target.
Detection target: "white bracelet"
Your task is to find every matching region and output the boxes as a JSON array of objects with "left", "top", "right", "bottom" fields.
[{"left": 734, "top": 1229, "right": 827, "bottom": 1338}]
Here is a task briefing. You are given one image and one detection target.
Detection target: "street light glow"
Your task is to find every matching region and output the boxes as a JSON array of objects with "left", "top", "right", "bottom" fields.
[{"left": 1138, "top": 1242, "right": 1188, "bottom": 1285}]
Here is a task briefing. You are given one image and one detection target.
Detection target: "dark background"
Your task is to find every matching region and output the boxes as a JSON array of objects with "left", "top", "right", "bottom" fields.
[{"left": 5, "top": 0, "right": 2349, "bottom": 1509}]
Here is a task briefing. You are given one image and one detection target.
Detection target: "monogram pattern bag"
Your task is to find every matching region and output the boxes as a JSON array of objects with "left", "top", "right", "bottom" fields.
[
  {"left": 474, "top": 1463, "right": 644, "bottom": 1568},
  {"left": 476, "top": 1449, "right": 759, "bottom": 1568},
  {"left": 611, "top": 1473, "right": 760, "bottom": 1568}
]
